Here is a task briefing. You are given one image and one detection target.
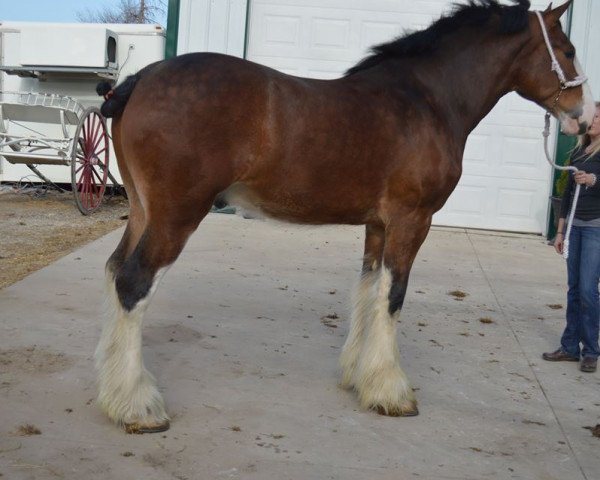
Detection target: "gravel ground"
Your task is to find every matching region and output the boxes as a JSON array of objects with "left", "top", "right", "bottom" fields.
[{"left": 0, "top": 185, "right": 128, "bottom": 290}]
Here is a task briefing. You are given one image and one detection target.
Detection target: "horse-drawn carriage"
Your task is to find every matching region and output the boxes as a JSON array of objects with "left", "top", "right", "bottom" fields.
[
  {"left": 0, "top": 90, "right": 117, "bottom": 214},
  {"left": 0, "top": 22, "right": 166, "bottom": 214}
]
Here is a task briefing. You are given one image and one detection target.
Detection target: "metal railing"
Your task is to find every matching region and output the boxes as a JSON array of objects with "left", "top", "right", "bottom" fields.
[{"left": 0, "top": 91, "right": 85, "bottom": 119}]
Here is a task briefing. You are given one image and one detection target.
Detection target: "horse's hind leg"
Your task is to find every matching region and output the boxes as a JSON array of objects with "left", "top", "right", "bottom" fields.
[
  {"left": 352, "top": 210, "right": 432, "bottom": 416},
  {"left": 340, "top": 224, "right": 385, "bottom": 388},
  {"left": 96, "top": 200, "right": 211, "bottom": 433}
]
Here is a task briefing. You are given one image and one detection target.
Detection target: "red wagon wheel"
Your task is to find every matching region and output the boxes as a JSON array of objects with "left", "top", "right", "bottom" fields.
[{"left": 71, "top": 107, "right": 109, "bottom": 215}]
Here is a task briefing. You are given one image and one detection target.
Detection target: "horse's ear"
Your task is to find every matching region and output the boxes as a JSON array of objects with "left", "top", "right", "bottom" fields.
[{"left": 543, "top": 0, "right": 572, "bottom": 24}]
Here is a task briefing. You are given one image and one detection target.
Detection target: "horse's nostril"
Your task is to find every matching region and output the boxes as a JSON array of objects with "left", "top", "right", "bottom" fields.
[
  {"left": 569, "top": 107, "right": 583, "bottom": 119},
  {"left": 578, "top": 122, "right": 589, "bottom": 135}
]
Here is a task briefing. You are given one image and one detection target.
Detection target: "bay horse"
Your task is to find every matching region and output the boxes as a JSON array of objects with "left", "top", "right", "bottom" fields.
[{"left": 95, "top": 0, "right": 594, "bottom": 433}]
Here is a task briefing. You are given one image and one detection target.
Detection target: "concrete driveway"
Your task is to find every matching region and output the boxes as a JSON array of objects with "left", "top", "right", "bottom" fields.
[{"left": 1, "top": 213, "right": 599, "bottom": 480}]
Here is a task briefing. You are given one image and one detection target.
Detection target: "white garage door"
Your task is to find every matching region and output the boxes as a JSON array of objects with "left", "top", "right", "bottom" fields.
[{"left": 246, "top": 0, "right": 558, "bottom": 233}]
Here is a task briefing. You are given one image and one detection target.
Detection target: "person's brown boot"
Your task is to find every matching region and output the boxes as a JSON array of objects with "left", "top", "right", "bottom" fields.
[
  {"left": 580, "top": 357, "right": 597, "bottom": 373},
  {"left": 542, "top": 348, "right": 579, "bottom": 362}
]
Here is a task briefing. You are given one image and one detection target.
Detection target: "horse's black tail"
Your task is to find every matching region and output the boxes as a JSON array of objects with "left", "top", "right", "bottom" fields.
[
  {"left": 96, "top": 61, "right": 162, "bottom": 118},
  {"left": 96, "top": 74, "right": 141, "bottom": 118}
]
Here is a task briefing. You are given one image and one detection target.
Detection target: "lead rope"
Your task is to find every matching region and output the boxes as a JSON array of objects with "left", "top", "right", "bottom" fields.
[
  {"left": 543, "top": 113, "right": 579, "bottom": 260},
  {"left": 534, "top": 11, "right": 588, "bottom": 260}
]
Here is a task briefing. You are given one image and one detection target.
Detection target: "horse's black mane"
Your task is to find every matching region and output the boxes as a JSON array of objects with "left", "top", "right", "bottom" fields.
[{"left": 345, "top": 0, "right": 531, "bottom": 76}]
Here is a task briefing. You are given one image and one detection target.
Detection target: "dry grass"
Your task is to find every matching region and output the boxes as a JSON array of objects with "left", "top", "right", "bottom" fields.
[{"left": 0, "top": 189, "right": 127, "bottom": 289}]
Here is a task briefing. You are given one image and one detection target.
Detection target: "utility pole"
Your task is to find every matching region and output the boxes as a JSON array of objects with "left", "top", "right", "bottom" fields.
[{"left": 139, "top": 0, "right": 146, "bottom": 23}]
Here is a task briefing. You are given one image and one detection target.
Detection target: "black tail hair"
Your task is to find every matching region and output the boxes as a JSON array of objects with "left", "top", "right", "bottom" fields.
[
  {"left": 97, "top": 61, "right": 163, "bottom": 118},
  {"left": 96, "top": 73, "right": 141, "bottom": 118}
]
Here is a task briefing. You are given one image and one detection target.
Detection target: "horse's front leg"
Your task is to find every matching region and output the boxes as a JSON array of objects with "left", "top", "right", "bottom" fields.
[
  {"left": 352, "top": 213, "right": 432, "bottom": 416},
  {"left": 340, "top": 224, "right": 385, "bottom": 389}
]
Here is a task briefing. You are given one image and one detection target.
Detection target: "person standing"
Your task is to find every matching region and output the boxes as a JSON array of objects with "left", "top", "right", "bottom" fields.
[{"left": 544, "top": 102, "right": 600, "bottom": 373}]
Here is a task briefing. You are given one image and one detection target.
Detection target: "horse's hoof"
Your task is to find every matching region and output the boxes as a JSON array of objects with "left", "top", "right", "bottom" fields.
[
  {"left": 374, "top": 404, "right": 419, "bottom": 417},
  {"left": 338, "top": 380, "right": 355, "bottom": 391},
  {"left": 124, "top": 420, "right": 170, "bottom": 434}
]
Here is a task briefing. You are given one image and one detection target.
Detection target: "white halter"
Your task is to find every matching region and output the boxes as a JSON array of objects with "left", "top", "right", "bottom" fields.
[
  {"left": 535, "top": 10, "right": 588, "bottom": 259},
  {"left": 534, "top": 11, "right": 587, "bottom": 90}
]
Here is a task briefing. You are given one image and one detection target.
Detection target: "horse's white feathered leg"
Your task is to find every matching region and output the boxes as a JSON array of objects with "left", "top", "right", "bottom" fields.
[
  {"left": 95, "top": 267, "right": 170, "bottom": 433},
  {"left": 352, "top": 267, "right": 417, "bottom": 416},
  {"left": 340, "top": 270, "right": 376, "bottom": 389}
]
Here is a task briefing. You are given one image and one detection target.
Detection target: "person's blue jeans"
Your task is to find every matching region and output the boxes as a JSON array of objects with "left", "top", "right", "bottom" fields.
[{"left": 562, "top": 225, "right": 600, "bottom": 359}]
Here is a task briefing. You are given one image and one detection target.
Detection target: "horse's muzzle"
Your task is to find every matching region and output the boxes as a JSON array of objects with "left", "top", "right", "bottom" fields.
[{"left": 578, "top": 121, "right": 589, "bottom": 135}]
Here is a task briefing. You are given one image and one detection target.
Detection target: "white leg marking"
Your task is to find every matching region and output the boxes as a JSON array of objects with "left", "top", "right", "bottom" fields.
[
  {"left": 95, "top": 267, "right": 169, "bottom": 428},
  {"left": 353, "top": 268, "right": 417, "bottom": 416},
  {"left": 340, "top": 270, "right": 377, "bottom": 389}
]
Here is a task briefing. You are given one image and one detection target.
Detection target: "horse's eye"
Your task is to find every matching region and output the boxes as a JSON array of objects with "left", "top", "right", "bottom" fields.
[{"left": 565, "top": 50, "right": 575, "bottom": 59}]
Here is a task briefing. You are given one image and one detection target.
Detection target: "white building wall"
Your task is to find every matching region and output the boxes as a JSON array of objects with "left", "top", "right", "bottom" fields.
[
  {"left": 177, "top": 0, "right": 247, "bottom": 57},
  {"left": 571, "top": 0, "right": 600, "bottom": 98}
]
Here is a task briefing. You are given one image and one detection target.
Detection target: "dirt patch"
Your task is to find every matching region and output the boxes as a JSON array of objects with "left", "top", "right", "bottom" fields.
[
  {"left": 143, "top": 324, "right": 204, "bottom": 346},
  {"left": 0, "top": 187, "right": 128, "bottom": 289},
  {"left": 321, "top": 312, "right": 340, "bottom": 328},
  {"left": 583, "top": 425, "right": 600, "bottom": 438},
  {"left": 0, "top": 345, "right": 73, "bottom": 375},
  {"left": 448, "top": 290, "right": 468, "bottom": 300},
  {"left": 522, "top": 419, "right": 546, "bottom": 426},
  {"left": 14, "top": 424, "right": 41, "bottom": 436}
]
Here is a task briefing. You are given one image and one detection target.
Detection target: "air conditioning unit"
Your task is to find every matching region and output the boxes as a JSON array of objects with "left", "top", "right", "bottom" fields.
[{"left": 19, "top": 24, "right": 118, "bottom": 70}]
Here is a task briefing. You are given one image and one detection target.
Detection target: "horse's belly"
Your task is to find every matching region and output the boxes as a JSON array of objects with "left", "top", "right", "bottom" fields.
[
  {"left": 220, "top": 183, "right": 372, "bottom": 225},
  {"left": 220, "top": 183, "right": 271, "bottom": 220}
]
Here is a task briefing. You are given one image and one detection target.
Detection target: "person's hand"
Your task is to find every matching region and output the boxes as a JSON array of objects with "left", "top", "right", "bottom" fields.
[
  {"left": 554, "top": 232, "right": 564, "bottom": 255},
  {"left": 573, "top": 170, "right": 597, "bottom": 187}
]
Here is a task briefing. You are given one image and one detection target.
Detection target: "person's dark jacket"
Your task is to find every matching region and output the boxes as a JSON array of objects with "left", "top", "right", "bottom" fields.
[{"left": 560, "top": 147, "right": 600, "bottom": 221}]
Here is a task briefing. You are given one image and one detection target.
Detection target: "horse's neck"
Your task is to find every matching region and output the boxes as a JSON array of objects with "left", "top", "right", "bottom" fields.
[{"left": 412, "top": 33, "right": 527, "bottom": 140}]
